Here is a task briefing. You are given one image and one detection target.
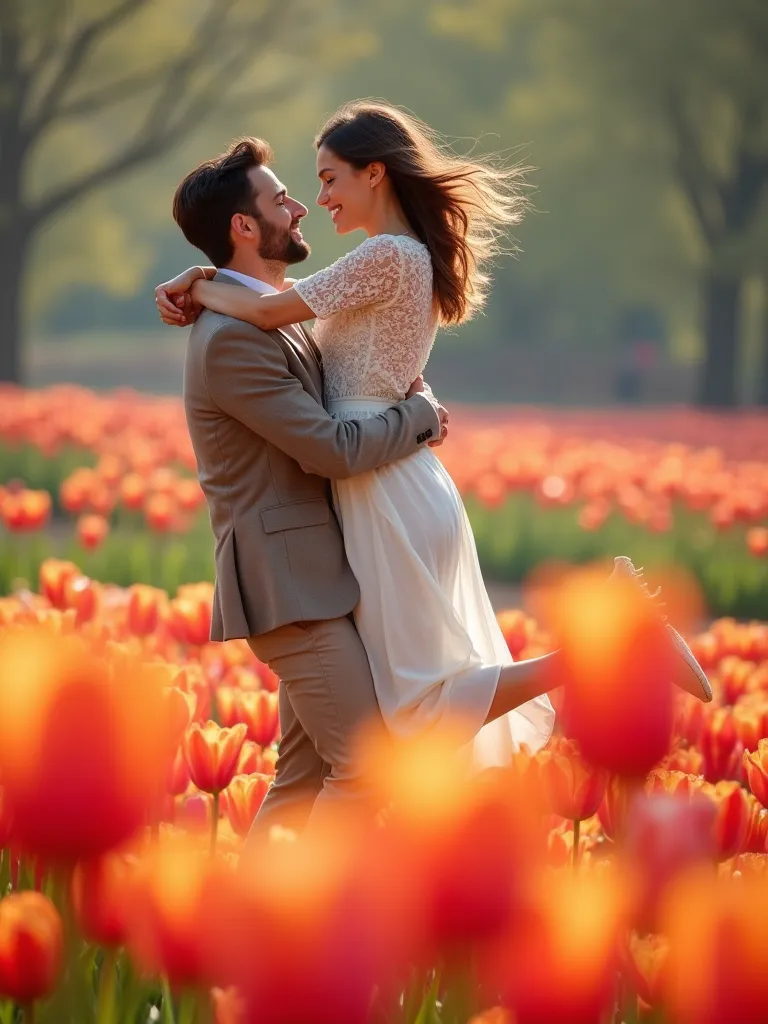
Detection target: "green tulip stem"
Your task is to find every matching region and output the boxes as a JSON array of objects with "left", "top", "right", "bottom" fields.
[
  {"left": 161, "top": 977, "right": 176, "bottom": 1024},
  {"left": 23, "top": 1004, "right": 35, "bottom": 1024},
  {"left": 96, "top": 948, "right": 118, "bottom": 1024}
]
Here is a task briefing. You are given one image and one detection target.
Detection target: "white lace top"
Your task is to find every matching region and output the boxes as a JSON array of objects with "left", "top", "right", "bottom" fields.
[{"left": 293, "top": 234, "right": 437, "bottom": 403}]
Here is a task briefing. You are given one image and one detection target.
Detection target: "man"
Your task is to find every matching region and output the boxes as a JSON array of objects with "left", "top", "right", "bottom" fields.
[{"left": 156, "top": 137, "right": 448, "bottom": 832}]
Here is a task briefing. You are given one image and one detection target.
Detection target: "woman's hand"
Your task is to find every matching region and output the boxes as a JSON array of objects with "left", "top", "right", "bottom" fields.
[{"left": 155, "top": 267, "right": 207, "bottom": 327}]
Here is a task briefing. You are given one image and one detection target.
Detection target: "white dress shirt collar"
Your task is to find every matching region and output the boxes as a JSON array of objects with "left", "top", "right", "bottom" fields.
[{"left": 217, "top": 268, "right": 280, "bottom": 295}]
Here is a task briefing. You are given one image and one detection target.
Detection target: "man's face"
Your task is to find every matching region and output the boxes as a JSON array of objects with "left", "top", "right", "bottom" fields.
[{"left": 248, "top": 165, "right": 310, "bottom": 265}]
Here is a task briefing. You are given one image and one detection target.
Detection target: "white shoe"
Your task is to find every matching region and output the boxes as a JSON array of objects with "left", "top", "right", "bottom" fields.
[{"left": 610, "top": 556, "right": 713, "bottom": 703}]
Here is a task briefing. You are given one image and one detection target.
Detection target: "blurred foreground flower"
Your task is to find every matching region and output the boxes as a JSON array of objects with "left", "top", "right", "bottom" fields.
[
  {"left": 529, "top": 563, "right": 683, "bottom": 776},
  {"left": 662, "top": 868, "right": 768, "bottom": 1024},
  {"left": 0, "top": 892, "right": 63, "bottom": 1005},
  {"left": 0, "top": 628, "right": 178, "bottom": 861},
  {"left": 483, "top": 866, "right": 631, "bottom": 1024}
]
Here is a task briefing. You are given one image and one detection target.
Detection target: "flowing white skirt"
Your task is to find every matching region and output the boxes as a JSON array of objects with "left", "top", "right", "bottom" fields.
[{"left": 330, "top": 398, "right": 555, "bottom": 770}]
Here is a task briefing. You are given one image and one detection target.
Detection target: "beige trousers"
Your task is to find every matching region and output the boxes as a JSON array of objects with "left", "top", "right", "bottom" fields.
[{"left": 245, "top": 615, "right": 386, "bottom": 837}]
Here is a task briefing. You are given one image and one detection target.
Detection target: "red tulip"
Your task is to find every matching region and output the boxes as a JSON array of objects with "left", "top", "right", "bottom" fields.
[
  {"left": 622, "top": 932, "right": 669, "bottom": 1010},
  {"left": 76, "top": 513, "right": 110, "bottom": 551},
  {"left": 700, "top": 707, "right": 743, "bottom": 783},
  {"left": 696, "top": 780, "right": 751, "bottom": 860},
  {"left": 38, "top": 559, "right": 79, "bottom": 610},
  {"left": 539, "top": 740, "right": 607, "bottom": 821},
  {"left": 0, "top": 892, "right": 63, "bottom": 1004},
  {"left": 184, "top": 722, "right": 248, "bottom": 795},
  {"left": 225, "top": 774, "right": 271, "bottom": 837},
  {"left": 744, "top": 739, "right": 768, "bottom": 809},
  {"left": 747, "top": 527, "right": 768, "bottom": 556},
  {"left": 233, "top": 690, "right": 279, "bottom": 747},
  {"left": 127, "top": 584, "right": 166, "bottom": 636},
  {"left": 1, "top": 490, "right": 51, "bottom": 532},
  {"left": 63, "top": 574, "right": 99, "bottom": 625}
]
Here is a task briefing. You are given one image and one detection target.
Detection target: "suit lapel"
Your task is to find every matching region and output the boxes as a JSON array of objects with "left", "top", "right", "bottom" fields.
[
  {"left": 212, "top": 271, "right": 324, "bottom": 397},
  {"left": 275, "top": 324, "right": 324, "bottom": 396}
]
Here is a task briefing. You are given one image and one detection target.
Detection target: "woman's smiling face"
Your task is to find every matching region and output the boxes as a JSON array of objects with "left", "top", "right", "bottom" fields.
[{"left": 315, "top": 144, "right": 376, "bottom": 235}]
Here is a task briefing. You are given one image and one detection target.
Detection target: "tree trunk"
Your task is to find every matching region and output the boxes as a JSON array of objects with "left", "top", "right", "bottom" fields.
[
  {"left": 696, "top": 271, "right": 742, "bottom": 408},
  {"left": 0, "top": 221, "right": 28, "bottom": 384},
  {"left": 758, "top": 278, "right": 768, "bottom": 408}
]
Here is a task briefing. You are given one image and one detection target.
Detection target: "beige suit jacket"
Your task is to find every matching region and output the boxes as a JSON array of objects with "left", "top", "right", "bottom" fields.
[{"left": 183, "top": 272, "right": 440, "bottom": 641}]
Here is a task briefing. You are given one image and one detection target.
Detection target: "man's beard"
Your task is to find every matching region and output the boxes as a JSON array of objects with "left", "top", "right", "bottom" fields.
[{"left": 256, "top": 214, "right": 311, "bottom": 266}]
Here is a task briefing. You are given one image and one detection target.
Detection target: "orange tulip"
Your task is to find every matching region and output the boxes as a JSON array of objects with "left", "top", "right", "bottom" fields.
[
  {"left": 743, "top": 795, "right": 768, "bottom": 854},
  {"left": 71, "top": 851, "right": 138, "bottom": 947},
  {"left": 169, "top": 593, "right": 212, "bottom": 646},
  {"left": 63, "top": 574, "right": 99, "bottom": 625},
  {"left": 233, "top": 690, "right": 280, "bottom": 747},
  {"left": 76, "top": 513, "right": 109, "bottom": 551},
  {"left": 661, "top": 868, "right": 768, "bottom": 1024},
  {"left": 127, "top": 584, "right": 166, "bottom": 636},
  {"left": 216, "top": 687, "right": 241, "bottom": 728},
  {"left": 1, "top": 489, "right": 51, "bottom": 532},
  {"left": 166, "top": 749, "right": 191, "bottom": 798},
  {"left": 597, "top": 774, "right": 635, "bottom": 841},
  {"left": 744, "top": 739, "right": 768, "bottom": 810},
  {"left": 700, "top": 706, "right": 743, "bottom": 784},
  {"left": 236, "top": 740, "right": 269, "bottom": 776},
  {"left": 212, "top": 987, "right": 246, "bottom": 1024},
  {"left": 696, "top": 780, "right": 751, "bottom": 860},
  {"left": 60, "top": 470, "right": 94, "bottom": 514},
  {"left": 225, "top": 773, "right": 271, "bottom": 837},
  {"left": 469, "top": 1011, "right": 514, "bottom": 1024},
  {"left": 747, "top": 526, "right": 768, "bottom": 556},
  {"left": 0, "top": 892, "right": 63, "bottom": 1004},
  {"left": 0, "top": 629, "right": 177, "bottom": 862},
  {"left": 120, "top": 472, "right": 147, "bottom": 511},
  {"left": 38, "top": 559, "right": 79, "bottom": 610},
  {"left": 184, "top": 722, "right": 248, "bottom": 795},
  {"left": 623, "top": 932, "right": 669, "bottom": 1010},
  {"left": 539, "top": 740, "right": 607, "bottom": 822},
  {"left": 145, "top": 493, "right": 176, "bottom": 533}
]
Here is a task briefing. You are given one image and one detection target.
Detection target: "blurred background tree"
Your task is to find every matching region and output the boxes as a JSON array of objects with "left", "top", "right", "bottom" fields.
[
  {"left": 433, "top": 0, "right": 768, "bottom": 406},
  {"left": 0, "top": 0, "right": 334, "bottom": 383},
  {"left": 2, "top": 0, "right": 766, "bottom": 406}
]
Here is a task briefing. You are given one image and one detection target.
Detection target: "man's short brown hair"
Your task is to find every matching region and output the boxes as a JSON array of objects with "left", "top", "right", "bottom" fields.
[{"left": 172, "top": 137, "right": 274, "bottom": 266}]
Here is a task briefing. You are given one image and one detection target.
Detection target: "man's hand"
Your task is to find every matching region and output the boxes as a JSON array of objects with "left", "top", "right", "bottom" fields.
[
  {"left": 407, "top": 375, "right": 448, "bottom": 447},
  {"left": 155, "top": 267, "right": 206, "bottom": 327}
]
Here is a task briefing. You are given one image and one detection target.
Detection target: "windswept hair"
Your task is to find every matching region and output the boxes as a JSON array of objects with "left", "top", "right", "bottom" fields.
[{"left": 316, "top": 100, "right": 529, "bottom": 325}]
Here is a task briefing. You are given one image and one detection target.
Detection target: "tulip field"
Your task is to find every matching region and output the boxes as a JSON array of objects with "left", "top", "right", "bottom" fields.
[{"left": 1, "top": 384, "right": 768, "bottom": 1024}]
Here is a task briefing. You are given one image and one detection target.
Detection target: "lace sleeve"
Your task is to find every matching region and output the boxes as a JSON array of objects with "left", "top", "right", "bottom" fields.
[{"left": 293, "top": 235, "right": 405, "bottom": 320}]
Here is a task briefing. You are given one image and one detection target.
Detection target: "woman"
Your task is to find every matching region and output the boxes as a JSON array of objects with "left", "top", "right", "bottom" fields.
[{"left": 157, "top": 101, "right": 709, "bottom": 768}]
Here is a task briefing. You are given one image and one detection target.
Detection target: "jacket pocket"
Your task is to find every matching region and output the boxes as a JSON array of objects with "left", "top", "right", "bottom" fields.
[{"left": 260, "top": 498, "right": 330, "bottom": 534}]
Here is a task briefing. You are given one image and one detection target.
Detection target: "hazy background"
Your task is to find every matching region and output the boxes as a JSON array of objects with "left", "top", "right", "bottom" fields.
[{"left": 3, "top": 0, "right": 767, "bottom": 405}]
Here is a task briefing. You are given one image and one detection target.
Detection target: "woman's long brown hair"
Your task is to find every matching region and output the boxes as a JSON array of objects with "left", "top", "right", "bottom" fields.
[{"left": 316, "top": 100, "right": 529, "bottom": 326}]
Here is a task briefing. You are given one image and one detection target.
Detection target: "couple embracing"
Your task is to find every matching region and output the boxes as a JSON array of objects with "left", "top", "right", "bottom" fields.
[{"left": 156, "top": 100, "right": 711, "bottom": 836}]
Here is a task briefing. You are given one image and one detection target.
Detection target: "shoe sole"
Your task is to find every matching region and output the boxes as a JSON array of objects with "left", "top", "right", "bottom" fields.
[{"left": 611, "top": 556, "right": 713, "bottom": 704}]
